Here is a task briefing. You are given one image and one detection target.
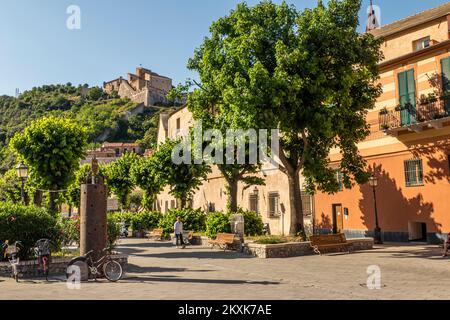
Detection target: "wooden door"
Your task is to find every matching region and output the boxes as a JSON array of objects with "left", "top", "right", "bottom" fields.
[{"left": 332, "top": 204, "right": 344, "bottom": 234}]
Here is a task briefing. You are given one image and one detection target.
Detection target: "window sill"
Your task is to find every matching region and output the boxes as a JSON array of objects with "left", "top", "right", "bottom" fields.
[{"left": 406, "top": 183, "right": 425, "bottom": 187}]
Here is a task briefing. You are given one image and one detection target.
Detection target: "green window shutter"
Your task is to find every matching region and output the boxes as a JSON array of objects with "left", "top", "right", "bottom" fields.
[
  {"left": 441, "top": 57, "right": 450, "bottom": 92},
  {"left": 398, "top": 70, "right": 416, "bottom": 125}
]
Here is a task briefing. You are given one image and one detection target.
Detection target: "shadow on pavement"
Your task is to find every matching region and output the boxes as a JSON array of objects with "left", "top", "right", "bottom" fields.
[
  {"left": 137, "top": 250, "right": 253, "bottom": 260},
  {"left": 122, "top": 275, "right": 279, "bottom": 285},
  {"left": 127, "top": 264, "right": 213, "bottom": 273}
]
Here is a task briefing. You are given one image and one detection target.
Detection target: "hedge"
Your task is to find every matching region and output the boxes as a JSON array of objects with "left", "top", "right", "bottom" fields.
[
  {"left": 158, "top": 208, "right": 206, "bottom": 237},
  {"left": 0, "top": 203, "right": 61, "bottom": 259}
]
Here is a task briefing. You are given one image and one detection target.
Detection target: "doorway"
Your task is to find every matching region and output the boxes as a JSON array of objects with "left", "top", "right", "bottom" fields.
[
  {"left": 332, "top": 204, "right": 344, "bottom": 234},
  {"left": 408, "top": 221, "right": 427, "bottom": 242}
]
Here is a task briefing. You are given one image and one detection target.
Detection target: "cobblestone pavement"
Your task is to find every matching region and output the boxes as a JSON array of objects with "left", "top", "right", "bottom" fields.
[{"left": 1, "top": 238, "right": 450, "bottom": 300}]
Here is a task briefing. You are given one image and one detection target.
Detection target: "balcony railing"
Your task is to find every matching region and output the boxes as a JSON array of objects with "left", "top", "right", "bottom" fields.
[{"left": 379, "top": 97, "right": 450, "bottom": 132}]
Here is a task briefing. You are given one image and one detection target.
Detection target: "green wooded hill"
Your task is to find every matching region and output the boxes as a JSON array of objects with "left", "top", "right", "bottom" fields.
[{"left": 0, "top": 83, "right": 170, "bottom": 173}]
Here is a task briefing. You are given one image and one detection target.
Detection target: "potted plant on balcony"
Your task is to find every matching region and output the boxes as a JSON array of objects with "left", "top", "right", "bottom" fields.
[
  {"left": 394, "top": 104, "right": 403, "bottom": 112},
  {"left": 378, "top": 107, "right": 388, "bottom": 115}
]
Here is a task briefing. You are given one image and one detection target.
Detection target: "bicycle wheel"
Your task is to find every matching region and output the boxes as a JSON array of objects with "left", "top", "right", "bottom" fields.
[{"left": 103, "top": 260, "right": 123, "bottom": 282}]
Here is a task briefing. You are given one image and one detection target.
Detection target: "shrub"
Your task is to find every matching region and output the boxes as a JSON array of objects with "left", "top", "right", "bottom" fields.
[
  {"left": 130, "top": 211, "right": 162, "bottom": 231},
  {"left": 158, "top": 208, "right": 206, "bottom": 237},
  {"left": 205, "top": 212, "right": 231, "bottom": 238},
  {"left": 253, "top": 235, "right": 288, "bottom": 244},
  {"left": 109, "top": 212, "right": 133, "bottom": 227},
  {"left": 59, "top": 216, "right": 80, "bottom": 247},
  {"left": 236, "top": 208, "right": 265, "bottom": 236},
  {"left": 0, "top": 203, "right": 61, "bottom": 259},
  {"left": 107, "top": 215, "right": 121, "bottom": 251}
]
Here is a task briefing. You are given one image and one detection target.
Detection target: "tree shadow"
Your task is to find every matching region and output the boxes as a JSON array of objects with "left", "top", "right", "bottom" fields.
[
  {"left": 359, "top": 163, "right": 440, "bottom": 242},
  {"left": 315, "top": 213, "right": 333, "bottom": 234},
  {"left": 137, "top": 249, "right": 254, "bottom": 260},
  {"left": 121, "top": 276, "right": 279, "bottom": 285},
  {"left": 126, "top": 264, "right": 214, "bottom": 274},
  {"left": 406, "top": 137, "right": 450, "bottom": 185}
]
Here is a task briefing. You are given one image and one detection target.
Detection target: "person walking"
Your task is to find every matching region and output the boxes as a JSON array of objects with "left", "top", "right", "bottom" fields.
[{"left": 174, "top": 216, "right": 185, "bottom": 249}]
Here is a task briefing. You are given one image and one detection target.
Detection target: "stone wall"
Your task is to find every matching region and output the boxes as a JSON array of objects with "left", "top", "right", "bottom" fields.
[
  {"left": 243, "top": 238, "right": 374, "bottom": 259},
  {"left": 0, "top": 255, "right": 128, "bottom": 278}
]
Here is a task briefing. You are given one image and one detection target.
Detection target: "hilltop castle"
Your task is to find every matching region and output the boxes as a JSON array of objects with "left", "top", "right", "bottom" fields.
[{"left": 103, "top": 67, "right": 172, "bottom": 106}]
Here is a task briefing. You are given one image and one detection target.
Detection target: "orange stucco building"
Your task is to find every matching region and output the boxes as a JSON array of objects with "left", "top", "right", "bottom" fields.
[{"left": 315, "top": 3, "right": 450, "bottom": 243}]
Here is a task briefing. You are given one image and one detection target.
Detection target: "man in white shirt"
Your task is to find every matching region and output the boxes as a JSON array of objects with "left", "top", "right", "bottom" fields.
[{"left": 174, "top": 216, "right": 185, "bottom": 249}]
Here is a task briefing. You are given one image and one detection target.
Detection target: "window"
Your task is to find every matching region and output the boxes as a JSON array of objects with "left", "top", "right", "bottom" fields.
[
  {"left": 413, "top": 36, "right": 430, "bottom": 52},
  {"left": 404, "top": 159, "right": 424, "bottom": 187},
  {"left": 115, "top": 148, "right": 120, "bottom": 157},
  {"left": 170, "top": 200, "right": 176, "bottom": 209},
  {"left": 176, "top": 118, "right": 181, "bottom": 130},
  {"left": 249, "top": 194, "right": 259, "bottom": 214},
  {"left": 398, "top": 69, "right": 417, "bottom": 126},
  {"left": 335, "top": 170, "right": 343, "bottom": 191},
  {"left": 301, "top": 191, "right": 315, "bottom": 217},
  {"left": 208, "top": 202, "right": 216, "bottom": 213},
  {"left": 164, "top": 201, "right": 168, "bottom": 213},
  {"left": 268, "top": 192, "right": 280, "bottom": 217}
]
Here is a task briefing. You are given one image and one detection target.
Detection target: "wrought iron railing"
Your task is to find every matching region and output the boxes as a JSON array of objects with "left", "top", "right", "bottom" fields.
[{"left": 379, "top": 97, "right": 450, "bottom": 131}]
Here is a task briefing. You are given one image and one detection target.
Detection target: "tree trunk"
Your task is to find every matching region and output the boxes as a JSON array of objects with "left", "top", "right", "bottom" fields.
[
  {"left": 34, "top": 190, "right": 43, "bottom": 207},
  {"left": 287, "top": 169, "right": 304, "bottom": 236},
  {"left": 227, "top": 179, "right": 238, "bottom": 213},
  {"left": 179, "top": 197, "right": 186, "bottom": 210},
  {"left": 49, "top": 191, "right": 59, "bottom": 214}
]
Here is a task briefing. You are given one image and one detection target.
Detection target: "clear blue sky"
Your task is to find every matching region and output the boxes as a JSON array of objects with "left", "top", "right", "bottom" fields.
[{"left": 0, "top": 0, "right": 449, "bottom": 96}]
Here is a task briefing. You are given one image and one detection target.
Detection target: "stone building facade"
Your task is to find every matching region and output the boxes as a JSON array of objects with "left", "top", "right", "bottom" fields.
[{"left": 103, "top": 67, "right": 172, "bottom": 106}]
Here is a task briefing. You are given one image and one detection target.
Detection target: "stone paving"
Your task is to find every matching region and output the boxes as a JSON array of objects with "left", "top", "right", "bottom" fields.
[{"left": 1, "top": 238, "right": 450, "bottom": 300}]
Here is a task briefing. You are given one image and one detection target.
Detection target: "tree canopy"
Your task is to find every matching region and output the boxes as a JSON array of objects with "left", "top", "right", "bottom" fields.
[{"left": 187, "top": 0, "right": 382, "bottom": 234}]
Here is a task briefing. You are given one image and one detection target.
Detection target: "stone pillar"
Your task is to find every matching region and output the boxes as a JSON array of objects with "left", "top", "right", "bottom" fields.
[{"left": 80, "top": 179, "right": 108, "bottom": 261}]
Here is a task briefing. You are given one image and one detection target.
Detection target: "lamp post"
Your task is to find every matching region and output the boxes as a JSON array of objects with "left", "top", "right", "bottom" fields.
[
  {"left": 368, "top": 175, "right": 383, "bottom": 244},
  {"left": 15, "top": 161, "right": 29, "bottom": 205}
]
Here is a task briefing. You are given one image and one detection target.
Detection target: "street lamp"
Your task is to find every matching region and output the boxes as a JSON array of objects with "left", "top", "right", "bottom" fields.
[
  {"left": 368, "top": 174, "right": 383, "bottom": 244},
  {"left": 15, "top": 161, "right": 28, "bottom": 204}
]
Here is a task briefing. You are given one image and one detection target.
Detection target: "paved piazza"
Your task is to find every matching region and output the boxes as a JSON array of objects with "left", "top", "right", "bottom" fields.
[{"left": 1, "top": 238, "right": 450, "bottom": 300}]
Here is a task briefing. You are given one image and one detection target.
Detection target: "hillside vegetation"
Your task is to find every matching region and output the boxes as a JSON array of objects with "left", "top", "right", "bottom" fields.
[{"left": 0, "top": 83, "right": 170, "bottom": 172}]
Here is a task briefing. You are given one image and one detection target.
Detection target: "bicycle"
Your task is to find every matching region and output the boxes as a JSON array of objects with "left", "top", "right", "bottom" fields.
[
  {"left": 66, "top": 248, "right": 123, "bottom": 282},
  {"left": 2, "top": 240, "right": 22, "bottom": 282},
  {"left": 34, "top": 239, "right": 53, "bottom": 281}
]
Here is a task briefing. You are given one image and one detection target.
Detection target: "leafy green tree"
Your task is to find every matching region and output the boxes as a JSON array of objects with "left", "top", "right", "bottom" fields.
[
  {"left": 65, "top": 164, "right": 93, "bottom": 212},
  {"left": 167, "top": 83, "right": 189, "bottom": 106},
  {"left": 187, "top": 0, "right": 382, "bottom": 234},
  {"left": 131, "top": 156, "right": 163, "bottom": 210},
  {"left": 0, "top": 168, "right": 22, "bottom": 204},
  {"left": 152, "top": 139, "right": 211, "bottom": 209},
  {"left": 102, "top": 152, "right": 139, "bottom": 210},
  {"left": 10, "top": 116, "right": 88, "bottom": 212}
]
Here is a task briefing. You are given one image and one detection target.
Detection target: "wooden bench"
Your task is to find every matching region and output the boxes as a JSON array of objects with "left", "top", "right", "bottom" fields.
[
  {"left": 209, "top": 233, "right": 236, "bottom": 251},
  {"left": 148, "top": 229, "right": 164, "bottom": 241},
  {"left": 309, "top": 233, "right": 352, "bottom": 255}
]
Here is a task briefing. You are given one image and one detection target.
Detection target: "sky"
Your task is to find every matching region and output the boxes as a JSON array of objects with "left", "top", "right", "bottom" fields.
[{"left": 0, "top": 0, "right": 449, "bottom": 96}]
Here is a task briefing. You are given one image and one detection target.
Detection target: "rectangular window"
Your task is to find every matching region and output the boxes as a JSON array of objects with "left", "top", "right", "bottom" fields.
[
  {"left": 170, "top": 200, "right": 176, "bottom": 209},
  {"left": 176, "top": 118, "right": 181, "bottom": 130},
  {"left": 208, "top": 202, "right": 216, "bottom": 213},
  {"left": 268, "top": 192, "right": 280, "bottom": 217},
  {"left": 164, "top": 201, "right": 168, "bottom": 213},
  {"left": 413, "top": 36, "right": 430, "bottom": 52},
  {"left": 301, "top": 191, "right": 315, "bottom": 217},
  {"left": 249, "top": 194, "right": 259, "bottom": 214},
  {"left": 404, "top": 159, "right": 424, "bottom": 187},
  {"left": 335, "top": 170, "right": 343, "bottom": 192}
]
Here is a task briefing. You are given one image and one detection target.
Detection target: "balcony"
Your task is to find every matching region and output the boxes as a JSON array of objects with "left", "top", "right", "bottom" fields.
[{"left": 379, "top": 98, "right": 450, "bottom": 135}]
